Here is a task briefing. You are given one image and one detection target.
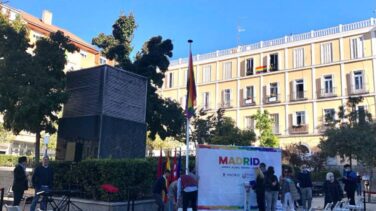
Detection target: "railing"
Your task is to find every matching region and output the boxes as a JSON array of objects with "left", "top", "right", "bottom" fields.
[
  {"left": 319, "top": 87, "right": 337, "bottom": 98},
  {"left": 349, "top": 85, "right": 369, "bottom": 95},
  {"left": 219, "top": 101, "right": 233, "bottom": 109},
  {"left": 170, "top": 18, "right": 375, "bottom": 66},
  {"left": 264, "top": 94, "right": 281, "bottom": 104},
  {"left": 241, "top": 97, "right": 256, "bottom": 107},
  {"left": 291, "top": 91, "right": 308, "bottom": 101},
  {"left": 290, "top": 124, "right": 309, "bottom": 134}
]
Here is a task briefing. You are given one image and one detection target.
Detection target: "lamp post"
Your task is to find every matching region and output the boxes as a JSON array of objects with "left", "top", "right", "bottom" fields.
[{"left": 43, "top": 133, "right": 50, "bottom": 157}]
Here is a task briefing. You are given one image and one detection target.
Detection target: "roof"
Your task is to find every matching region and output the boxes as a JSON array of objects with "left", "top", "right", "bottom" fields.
[{"left": 18, "top": 10, "right": 98, "bottom": 54}]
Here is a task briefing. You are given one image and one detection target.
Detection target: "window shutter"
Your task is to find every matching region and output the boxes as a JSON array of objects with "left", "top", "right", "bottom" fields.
[
  {"left": 293, "top": 80, "right": 297, "bottom": 99},
  {"left": 229, "top": 89, "right": 232, "bottom": 106},
  {"left": 320, "top": 44, "right": 324, "bottom": 64},
  {"left": 293, "top": 49, "right": 297, "bottom": 68},
  {"left": 350, "top": 71, "right": 354, "bottom": 93},
  {"left": 243, "top": 88, "right": 247, "bottom": 100},
  {"left": 320, "top": 75, "right": 325, "bottom": 95},
  {"left": 221, "top": 90, "right": 224, "bottom": 106},
  {"left": 292, "top": 112, "right": 297, "bottom": 126},
  {"left": 276, "top": 53, "right": 280, "bottom": 70},
  {"left": 331, "top": 74, "right": 335, "bottom": 92},
  {"left": 358, "top": 37, "right": 364, "bottom": 58},
  {"left": 277, "top": 82, "right": 281, "bottom": 96},
  {"left": 202, "top": 93, "right": 205, "bottom": 109},
  {"left": 350, "top": 38, "right": 355, "bottom": 59},
  {"left": 239, "top": 89, "right": 244, "bottom": 107},
  {"left": 253, "top": 86, "right": 256, "bottom": 102},
  {"left": 266, "top": 84, "right": 270, "bottom": 96},
  {"left": 322, "top": 109, "right": 326, "bottom": 124},
  {"left": 304, "top": 110, "right": 308, "bottom": 125}
]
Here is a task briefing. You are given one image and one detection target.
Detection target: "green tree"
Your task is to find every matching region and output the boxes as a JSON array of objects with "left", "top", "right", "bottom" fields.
[
  {"left": 251, "top": 110, "right": 279, "bottom": 147},
  {"left": 192, "top": 108, "right": 256, "bottom": 146},
  {"left": 0, "top": 14, "right": 78, "bottom": 162},
  {"left": 319, "top": 96, "right": 374, "bottom": 167},
  {"left": 0, "top": 123, "right": 13, "bottom": 143},
  {"left": 92, "top": 14, "right": 185, "bottom": 140}
]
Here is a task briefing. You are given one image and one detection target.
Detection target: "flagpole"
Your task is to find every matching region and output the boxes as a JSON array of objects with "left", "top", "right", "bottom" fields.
[{"left": 186, "top": 39, "right": 193, "bottom": 175}]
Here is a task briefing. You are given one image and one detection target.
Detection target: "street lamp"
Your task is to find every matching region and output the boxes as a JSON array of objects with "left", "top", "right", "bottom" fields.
[{"left": 44, "top": 133, "right": 50, "bottom": 157}]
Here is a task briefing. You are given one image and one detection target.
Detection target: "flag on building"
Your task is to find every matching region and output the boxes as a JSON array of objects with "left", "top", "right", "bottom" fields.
[
  {"left": 256, "top": 65, "right": 267, "bottom": 74},
  {"left": 185, "top": 48, "right": 197, "bottom": 119}
]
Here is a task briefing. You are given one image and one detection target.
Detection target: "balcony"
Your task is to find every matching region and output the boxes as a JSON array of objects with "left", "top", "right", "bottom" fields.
[
  {"left": 318, "top": 87, "right": 337, "bottom": 98},
  {"left": 290, "top": 91, "right": 307, "bottom": 101},
  {"left": 264, "top": 94, "right": 281, "bottom": 104},
  {"left": 348, "top": 85, "right": 369, "bottom": 95},
  {"left": 241, "top": 97, "right": 256, "bottom": 107},
  {"left": 289, "top": 124, "right": 309, "bottom": 134},
  {"left": 219, "top": 101, "right": 233, "bottom": 109}
]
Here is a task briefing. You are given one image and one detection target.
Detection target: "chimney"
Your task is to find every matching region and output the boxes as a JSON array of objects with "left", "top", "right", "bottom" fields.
[{"left": 41, "top": 10, "right": 52, "bottom": 25}]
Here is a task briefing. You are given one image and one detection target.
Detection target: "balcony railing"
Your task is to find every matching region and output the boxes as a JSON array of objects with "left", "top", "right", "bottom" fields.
[
  {"left": 319, "top": 87, "right": 337, "bottom": 98},
  {"left": 348, "top": 85, "right": 369, "bottom": 95},
  {"left": 290, "top": 91, "right": 307, "bottom": 101},
  {"left": 220, "top": 101, "right": 233, "bottom": 109},
  {"left": 264, "top": 94, "right": 281, "bottom": 104},
  {"left": 169, "top": 18, "right": 376, "bottom": 66},
  {"left": 290, "top": 124, "right": 309, "bottom": 134},
  {"left": 241, "top": 97, "right": 256, "bottom": 107}
]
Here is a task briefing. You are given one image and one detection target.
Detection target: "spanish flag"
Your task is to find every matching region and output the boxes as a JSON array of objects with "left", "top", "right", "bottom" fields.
[{"left": 185, "top": 45, "right": 197, "bottom": 119}]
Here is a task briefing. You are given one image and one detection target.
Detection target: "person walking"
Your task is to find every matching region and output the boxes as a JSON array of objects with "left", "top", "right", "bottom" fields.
[
  {"left": 12, "top": 156, "right": 28, "bottom": 206},
  {"left": 153, "top": 170, "right": 171, "bottom": 211},
  {"left": 356, "top": 172, "right": 362, "bottom": 196},
  {"left": 323, "top": 172, "right": 343, "bottom": 209},
  {"left": 30, "top": 156, "right": 54, "bottom": 211},
  {"left": 167, "top": 180, "right": 178, "bottom": 211},
  {"left": 253, "top": 167, "right": 266, "bottom": 211},
  {"left": 281, "top": 169, "right": 299, "bottom": 211},
  {"left": 342, "top": 164, "right": 357, "bottom": 205},
  {"left": 265, "top": 166, "right": 279, "bottom": 211},
  {"left": 177, "top": 166, "right": 198, "bottom": 211},
  {"left": 297, "top": 165, "right": 313, "bottom": 211}
]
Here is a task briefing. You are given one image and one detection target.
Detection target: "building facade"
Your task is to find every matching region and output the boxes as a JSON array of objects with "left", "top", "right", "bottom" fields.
[
  {"left": 159, "top": 18, "right": 376, "bottom": 153},
  {"left": 0, "top": 4, "right": 113, "bottom": 155}
]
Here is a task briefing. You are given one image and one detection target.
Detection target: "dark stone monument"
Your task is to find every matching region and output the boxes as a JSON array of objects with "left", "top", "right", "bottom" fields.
[{"left": 56, "top": 65, "right": 147, "bottom": 161}]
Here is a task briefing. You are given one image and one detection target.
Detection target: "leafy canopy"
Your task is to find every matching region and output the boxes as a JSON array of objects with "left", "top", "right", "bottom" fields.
[{"left": 92, "top": 14, "right": 184, "bottom": 140}]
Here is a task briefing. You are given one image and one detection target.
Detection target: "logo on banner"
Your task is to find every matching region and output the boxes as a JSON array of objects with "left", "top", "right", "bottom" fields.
[{"left": 219, "top": 156, "right": 260, "bottom": 166}]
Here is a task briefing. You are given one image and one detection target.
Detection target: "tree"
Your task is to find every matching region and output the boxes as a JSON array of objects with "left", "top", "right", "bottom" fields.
[
  {"left": 92, "top": 14, "right": 185, "bottom": 140},
  {"left": 319, "top": 96, "right": 373, "bottom": 167},
  {"left": 0, "top": 123, "right": 13, "bottom": 143},
  {"left": 0, "top": 14, "right": 78, "bottom": 162},
  {"left": 192, "top": 108, "right": 256, "bottom": 146},
  {"left": 251, "top": 110, "right": 279, "bottom": 147}
]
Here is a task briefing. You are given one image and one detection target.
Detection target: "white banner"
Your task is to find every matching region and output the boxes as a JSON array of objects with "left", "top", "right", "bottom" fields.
[{"left": 197, "top": 145, "right": 281, "bottom": 211}]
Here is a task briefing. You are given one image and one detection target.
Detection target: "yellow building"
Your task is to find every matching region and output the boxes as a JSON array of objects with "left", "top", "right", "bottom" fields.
[
  {"left": 0, "top": 4, "right": 113, "bottom": 155},
  {"left": 160, "top": 18, "right": 376, "bottom": 154}
]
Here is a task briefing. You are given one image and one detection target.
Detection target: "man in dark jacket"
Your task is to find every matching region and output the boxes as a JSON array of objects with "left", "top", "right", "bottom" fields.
[
  {"left": 265, "top": 166, "right": 279, "bottom": 211},
  {"left": 30, "top": 156, "right": 54, "bottom": 211},
  {"left": 297, "top": 165, "right": 313, "bottom": 211},
  {"left": 343, "top": 164, "right": 357, "bottom": 205},
  {"left": 12, "top": 156, "right": 28, "bottom": 206},
  {"left": 153, "top": 170, "right": 171, "bottom": 211}
]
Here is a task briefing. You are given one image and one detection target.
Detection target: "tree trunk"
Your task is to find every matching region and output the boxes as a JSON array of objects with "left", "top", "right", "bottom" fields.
[{"left": 35, "top": 130, "right": 41, "bottom": 164}]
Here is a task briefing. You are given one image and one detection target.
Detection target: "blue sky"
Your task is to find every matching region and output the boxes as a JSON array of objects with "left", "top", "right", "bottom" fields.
[{"left": 8, "top": 0, "right": 376, "bottom": 60}]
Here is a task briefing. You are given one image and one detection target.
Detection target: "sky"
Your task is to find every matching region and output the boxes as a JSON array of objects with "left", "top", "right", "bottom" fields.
[{"left": 7, "top": 0, "right": 376, "bottom": 61}]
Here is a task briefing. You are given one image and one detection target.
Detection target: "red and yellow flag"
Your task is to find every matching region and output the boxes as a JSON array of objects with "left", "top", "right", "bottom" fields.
[{"left": 185, "top": 47, "right": 197, "bottom": 119}]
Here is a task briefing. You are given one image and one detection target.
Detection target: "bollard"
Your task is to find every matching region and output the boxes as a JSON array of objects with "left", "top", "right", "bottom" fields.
[
  {"left": 0, "top": 188, "right": 4, "bottom": 210},
  {"left": 363, "top": 190, "right": 366, "bottom": 211}
]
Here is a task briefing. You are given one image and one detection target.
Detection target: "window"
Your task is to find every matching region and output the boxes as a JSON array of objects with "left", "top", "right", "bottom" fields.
[
  {"left": 269, "top": 53, "right": 278, "bottom": 71},
  {"left": 202, "top": 66, "right": 211, "bottom": 83},
  {"left": 321, "top": 43, "right": 333, "bottom": 64},
  {"left": 350, "top": 37, "right": 363, "bottom": 59},
  {"left": 354, "top": 71, "right": 364, "bottom": 91},
  {"left": 245, "top": 116, "right": 255, "bottom": 130},
  {"left": 323, "top": 75, "right": 333, "bottom": 94},
  {"left": 270, "top": 83, "right": 278, "bottom": 97},
  {"left": 168, "top": 72, "right": 174, "bottom": 88},
  {"left": 294, "top": 48, "right": 304, "bottom": 68},
  {"left": 202, "top": 92, "right": 210, "bottom": 110},
  {"left": 323, "top": 109, "right": 336, "bottom": 124},
  {"left": 295, "top": 111, "right": 306, "bottom": 126},
  {"left": 80, "top": 50, "right": 88, "bottom": 58},
  {"left": 223, "top": 62, "right": 232, "bottom": 80},
  {"left": 246, "top": 58, "right": 254, "bottom": 76},
  {"left": 270, "top": 113, "right": 279, "bottom": 134},
  {"left": 244, "top": 86, "right": 255, "bottom": 105},
  {"left": 99, "top": 57, "right": 107, "bottom": 65},
  {"left": 295, "top": 79, "right": 304, "bottom": 99},
  {"left": 223, "top": 89, "right": 231, "bottom": 107},
  {"left": 266, "top": 82, "right": 279, "bottom": 103}
]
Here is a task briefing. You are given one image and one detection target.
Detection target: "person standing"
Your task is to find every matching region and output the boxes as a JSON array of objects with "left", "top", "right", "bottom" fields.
[
  {"left": 153, "top": 170, "right": 170, "bottom": 211},
  {"left": 30, "top": 156, "right": 54, "bottom": 211},
  {"left": 12, "top": 156, "right": 28, "bottom": 206},
  {"left": 167, "top": 180, "right": 178, "bottom": 211},
  {"left": 281, "top": 169, "right": 299, "bottom": 211},
  {"left": 356, "top": 172, "right": 362, "bottom": 196},
  {"left": 265, "top": 166, "right": 279, "bottom": 211},
  {"left": 253, "top": 167, "right": 266, "bottom": 211},
  {"left": 297, "top": 165, "right": 313, "bottom": 211},
  {"left": 177, "top": 166, "right": 198, "bottom": 211},
  {"left": 342, "top": 164, "right": 357, "bottom": 205},
  {"left": 323, "top": 172, "right": 343, "bottom": 209}
]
